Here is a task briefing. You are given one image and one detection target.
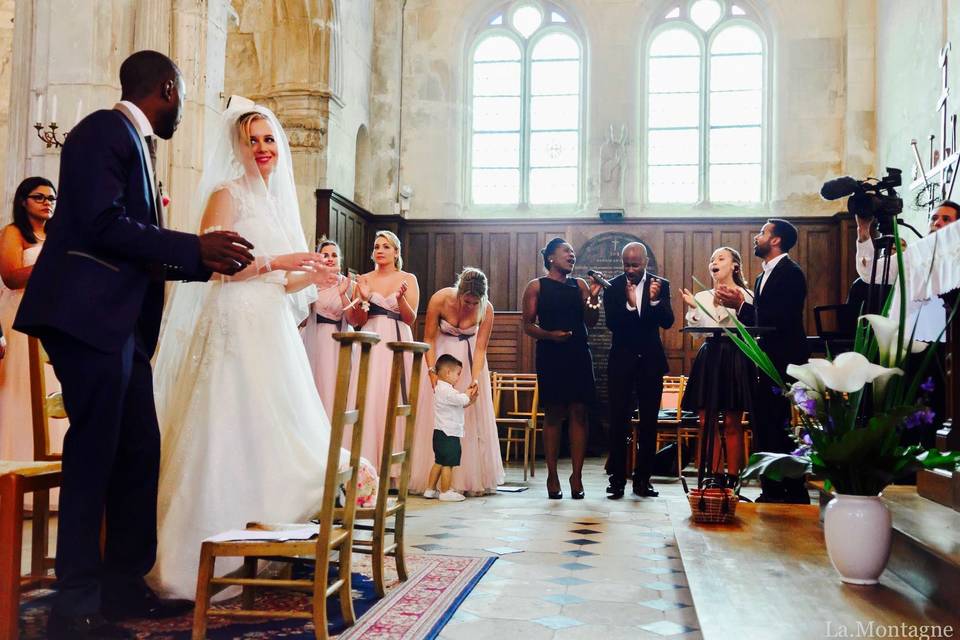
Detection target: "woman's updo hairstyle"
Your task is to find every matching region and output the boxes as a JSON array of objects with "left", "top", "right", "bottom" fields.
[
  {"left": 372, "top": 230, "right": 403, "bottom": 270},
  {"left": 455, "top": 267, "right": 489, "bottom": 321},
  {"left": 540, "top": 237, "right": 567, "bottom": 270}
]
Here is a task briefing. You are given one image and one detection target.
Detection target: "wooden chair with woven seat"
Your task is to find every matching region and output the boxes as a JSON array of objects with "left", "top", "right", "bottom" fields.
[
  {"left": 26, "top": 337, "right": 65, "bottom": 588},
  {"left": 492, "top": 372, "right": 539, "bottom": 480},
  {"left": 191, "top": 331, "right": 380, "bottom": 640},
  {"left": 337, "top": 339, "right": 429, "bottom": 598}
]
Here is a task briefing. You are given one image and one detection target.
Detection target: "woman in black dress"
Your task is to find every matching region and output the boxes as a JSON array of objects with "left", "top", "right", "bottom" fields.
[{"left": 521, "top": 238, "right": 601, "bottom": 499}]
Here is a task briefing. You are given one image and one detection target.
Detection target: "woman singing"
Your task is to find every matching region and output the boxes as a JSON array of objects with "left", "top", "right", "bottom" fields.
[
  {"left": 680, "top": 247, "right": 755, "bottom": 480},
  {"left": 521, "top": 237, "right": 601, "bottom": 499}
]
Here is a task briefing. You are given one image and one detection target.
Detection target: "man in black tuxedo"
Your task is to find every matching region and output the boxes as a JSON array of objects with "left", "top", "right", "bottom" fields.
[
  {"left": 16, "top": 51, "right": 255, "bottom": 639},
  {"left": 603, "top": 242, "right": 675, "bottom": 499},
  {"left": 716, "top": 218, "right": 810, "bottom": 504}
]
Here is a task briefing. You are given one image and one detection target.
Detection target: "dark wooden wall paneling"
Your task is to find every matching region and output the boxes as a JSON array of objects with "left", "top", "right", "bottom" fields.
[{"left": 317, "top": 191, "right": 853, "bottom": 375}]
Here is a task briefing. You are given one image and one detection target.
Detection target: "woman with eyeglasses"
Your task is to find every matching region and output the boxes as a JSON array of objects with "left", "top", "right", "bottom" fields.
[{"left": 0, "top": 177, "right": 67, "bottom": 466}]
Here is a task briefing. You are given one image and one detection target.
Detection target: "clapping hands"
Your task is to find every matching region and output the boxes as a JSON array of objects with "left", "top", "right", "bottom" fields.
[
  {"left": 680, "top": 288, "right": 696, "bottom": 308},
  {"left": 714, "top": 283, "right": 745, "bottom": 309},
  {"left": 396, "top": 280, "right": 409, "bottom": 301}
]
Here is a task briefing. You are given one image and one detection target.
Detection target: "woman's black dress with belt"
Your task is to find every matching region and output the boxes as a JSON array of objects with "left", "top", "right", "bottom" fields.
[{"left": 534, "top": 276, "right": 596, "bottom": 405}]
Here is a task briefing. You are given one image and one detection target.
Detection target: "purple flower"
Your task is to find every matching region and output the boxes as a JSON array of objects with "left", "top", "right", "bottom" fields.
[
  {"left": 921, "top": 377, "right": 935, "bottom": 394},
  {"left": 793, "top": 387, "right": 818, "bottom": 416},
  {"left": 790, "top": 432, "right": 814, "bottom": 457},
  {"left": 904, "top": 408, "right": 937, "bottom": 430}
]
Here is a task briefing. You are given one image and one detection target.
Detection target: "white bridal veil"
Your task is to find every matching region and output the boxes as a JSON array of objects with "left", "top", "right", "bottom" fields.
[{"left": 154, "top": 96, "right": 316, "bottom": 407}]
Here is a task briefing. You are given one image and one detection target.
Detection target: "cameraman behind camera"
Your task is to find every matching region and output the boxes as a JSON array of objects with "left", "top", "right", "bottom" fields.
[{"left": 855, "top": 201, "right": 958, "bottom": 343}]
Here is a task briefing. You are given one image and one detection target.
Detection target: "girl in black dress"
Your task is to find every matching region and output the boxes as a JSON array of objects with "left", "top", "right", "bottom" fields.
[{"left": 521, "top": 238, "right": 602, "bottom": 499}]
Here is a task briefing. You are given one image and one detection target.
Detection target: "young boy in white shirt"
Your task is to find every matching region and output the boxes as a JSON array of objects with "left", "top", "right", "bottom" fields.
[{"left": 423, "top": 354, "right": 478, "bottom": 502}]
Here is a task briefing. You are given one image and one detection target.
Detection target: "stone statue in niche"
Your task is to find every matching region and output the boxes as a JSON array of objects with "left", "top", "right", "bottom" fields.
[{"left": 599, "top": 124, "right": 627, "bottom": 210}]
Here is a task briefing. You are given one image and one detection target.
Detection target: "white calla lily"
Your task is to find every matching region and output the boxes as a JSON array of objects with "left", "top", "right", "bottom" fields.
[
  {"left": 862, "top": 314, "right": 928, "bottom": 366},
  {"left": 787, "top": 362, "right": 824, "bottom": 392},
  {"left": 804, "top": 352, "right": 903, "bottom": 393}
]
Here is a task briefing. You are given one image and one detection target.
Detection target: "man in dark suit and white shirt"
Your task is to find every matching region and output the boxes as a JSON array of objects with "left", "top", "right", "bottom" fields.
[
  {"left": 16, "top": 51, "right": 256, "bottom": 639},
  {"left": 715, "top": 218, "right": 810, "bottom": 504},
  {"left": 603, "top": 242, "right": 675, "bottom": 499}
]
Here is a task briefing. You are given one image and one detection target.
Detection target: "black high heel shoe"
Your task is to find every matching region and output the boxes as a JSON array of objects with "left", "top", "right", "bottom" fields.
[
  {"left": 548, "top": 490, "right": 563, "bottom": 500},
  {"left": 569, "top": 476, "right": 584, "bottom": 500}
]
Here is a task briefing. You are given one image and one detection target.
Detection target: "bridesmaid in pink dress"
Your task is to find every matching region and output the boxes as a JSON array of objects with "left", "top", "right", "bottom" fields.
[
  {"left": 0, "top": 178, "right": 67, "bottom": 486},
  {"left": 301, "top": 240, "right": 353, "bottom": 417},
  {"left": 409, "top": 268, "right": 505, "bottom": 495},
  {"left": 344, "top": 231, "right": 420, "bottom": 473}
]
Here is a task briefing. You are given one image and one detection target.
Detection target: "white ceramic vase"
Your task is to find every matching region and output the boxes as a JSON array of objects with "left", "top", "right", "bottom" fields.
[{"left": 823, "top": 493, "right": 892, "bottom": 585}]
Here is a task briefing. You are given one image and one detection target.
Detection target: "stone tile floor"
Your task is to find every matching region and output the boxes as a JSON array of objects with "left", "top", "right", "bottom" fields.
[{"left": 406, "top": 458, "right": 721, "bottom": 640}]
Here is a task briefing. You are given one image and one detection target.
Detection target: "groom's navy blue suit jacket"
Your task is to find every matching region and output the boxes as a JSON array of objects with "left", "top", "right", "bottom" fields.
[{"left": 16, "top": 109, "right": 210, "bottom": 354}]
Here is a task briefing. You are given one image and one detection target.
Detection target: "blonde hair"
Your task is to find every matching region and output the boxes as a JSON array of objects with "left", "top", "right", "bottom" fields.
[
  {"left": 373, "top": 230, "right": 402, "bottom": 269},
  {"left": 455, "top": 267, "right": 489, "bottom": 323},
  {"left": 235, "top": 111, "right": 268, "bottom": 146}
]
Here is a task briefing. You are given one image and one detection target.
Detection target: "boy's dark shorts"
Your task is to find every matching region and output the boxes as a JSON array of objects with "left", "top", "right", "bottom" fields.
[{"left": 432, "top": 430, "right": 462, "bottom": 467}]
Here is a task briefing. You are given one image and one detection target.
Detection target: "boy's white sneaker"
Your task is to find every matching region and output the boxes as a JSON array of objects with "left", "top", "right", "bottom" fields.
[
  {"left": 439, "top": 490, "right": 466, "bottom": 502},
  {"left": 423, "top": 489, "right": 439, "bottom": 499}
]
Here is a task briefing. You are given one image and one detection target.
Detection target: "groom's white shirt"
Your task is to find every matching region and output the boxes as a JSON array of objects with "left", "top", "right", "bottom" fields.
[{"left": 114, "top": 101, "right": 158, "bottom": 208}]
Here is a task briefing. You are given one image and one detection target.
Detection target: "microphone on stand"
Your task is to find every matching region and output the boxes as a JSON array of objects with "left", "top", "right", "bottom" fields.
[{"left": 587, "top": 269, "right": 612, "bottom": 289}]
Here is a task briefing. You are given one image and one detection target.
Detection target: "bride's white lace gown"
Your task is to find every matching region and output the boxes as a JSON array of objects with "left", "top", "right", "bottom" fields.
[{"left": 148, "top": 180, "right": 343, "bottom": 599}]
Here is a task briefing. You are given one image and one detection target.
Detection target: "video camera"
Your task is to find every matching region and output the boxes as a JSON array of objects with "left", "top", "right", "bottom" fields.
[{"left": 820, "top": 167, "right": 903, "bottom": 235}]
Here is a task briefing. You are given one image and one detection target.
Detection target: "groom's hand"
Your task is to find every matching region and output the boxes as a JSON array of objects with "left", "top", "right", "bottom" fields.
[{"left": 199, "top": 230, "right": 255, "bottom": 275}]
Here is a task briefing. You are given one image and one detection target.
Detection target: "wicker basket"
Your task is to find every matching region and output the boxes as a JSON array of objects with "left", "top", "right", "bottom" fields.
[{"left": 688, "top": 487, "right": 739, "bottom": 523}]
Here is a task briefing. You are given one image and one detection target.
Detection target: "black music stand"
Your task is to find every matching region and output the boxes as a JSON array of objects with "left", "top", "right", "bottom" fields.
[{"left": 682, "top": 326, "right": 775, "bottom": 493}]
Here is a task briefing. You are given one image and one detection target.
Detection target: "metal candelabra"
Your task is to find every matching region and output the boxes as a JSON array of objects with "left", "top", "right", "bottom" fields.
[{"left": 34, "top": 122, "right": 66, "bottom": 149}]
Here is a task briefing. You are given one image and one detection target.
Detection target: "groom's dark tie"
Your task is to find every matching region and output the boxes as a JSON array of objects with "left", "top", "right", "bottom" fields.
[{"left": 144, "top": 135, "right": 164, "bottom": 228}]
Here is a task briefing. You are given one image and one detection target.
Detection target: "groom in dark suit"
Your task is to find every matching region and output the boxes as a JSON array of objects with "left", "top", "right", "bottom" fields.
[
  {"left": 603, "top": 242, "right": 675, "bottom": 499},
  {"left": 16, "top": 51, "right": 255, "bottom": 639},
  {"left": 716, "top": 218, "right": 810, "bottom": 504}
]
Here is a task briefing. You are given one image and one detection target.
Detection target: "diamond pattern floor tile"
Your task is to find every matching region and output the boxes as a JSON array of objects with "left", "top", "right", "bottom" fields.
[
  {"left": 639, "top": 620, "right": 699, "bottom": 636},
  {"left": 568, "top": 528, "right": 601, "bottom": 535},
  {"left": 565, "top": 538, "right": 601, "bottom": 545},
  {"left": 639, "top": 599, "right": 692, "bottom": 611},
  {"left": 533, "top": 615, "right": 584, "bottom": 630},
  {"left": 543, "top": 594, "right": 586, "bottom": 605},
  {"left": 547, "top": 576, "right": 591, "bottom": 586},
  {"left": 563, "top": 549, "right": 597, "bottom": 558},
  {"left": 559, "top": 562, "right": 593, "bottom": 571}
]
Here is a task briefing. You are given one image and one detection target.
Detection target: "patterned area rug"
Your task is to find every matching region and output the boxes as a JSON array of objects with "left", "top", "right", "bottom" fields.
[{"left": 19, "top": 553, "right": 495, "bottom": 639}]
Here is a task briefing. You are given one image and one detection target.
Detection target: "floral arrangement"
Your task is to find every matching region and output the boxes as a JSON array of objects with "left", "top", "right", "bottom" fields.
[{"left": 694, "top": 221, "right": 960, "bottom": 496}]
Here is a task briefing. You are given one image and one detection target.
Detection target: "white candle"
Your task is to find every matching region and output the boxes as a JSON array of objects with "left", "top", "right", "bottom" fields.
[
  {"left": 36, "top": 94, "right": 43, "bottom": 123},
  {"left": 50, "top": 95, "right": 57, "bottom": 123},
  {"left": 74, "top": 99, "right": 83, "bottom": 127}
]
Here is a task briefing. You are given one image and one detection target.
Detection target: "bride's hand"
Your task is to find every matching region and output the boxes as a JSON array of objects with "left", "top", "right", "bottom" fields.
[{"left": 270, "top": 252, "right": 325, "bottom": 272}]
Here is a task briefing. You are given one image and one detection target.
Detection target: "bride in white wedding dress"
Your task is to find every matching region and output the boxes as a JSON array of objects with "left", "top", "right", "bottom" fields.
[{"left": 148, "top": 99, "right": 364, "bottom": 600}]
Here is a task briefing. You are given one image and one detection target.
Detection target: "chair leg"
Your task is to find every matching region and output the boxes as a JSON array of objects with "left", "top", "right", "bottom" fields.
[
  {"left": 371, "top": 513, "right": 387, "bottom": 598},
  {"left": 677, "top": 433, "right": 684, "bottom": 479},
  {"left": 241, "top": 557, "right": 257, "bottom": 609},
  {"left": 522, "top": 428, "right": 530, "bottom": 482},
  {"left": 192, "top": 546, "right": 215, "bottom": 640},
  {"left": 504, "top": 431, "right": 512, "bottom": 463},
  {"left": 0, "top": 475, "right": 24, "bottom": 640},
  {"left": 530, "top": 425, "right": 537, "bottom": 478},
  {"left": 30, "top": 489, "right": 50, "bottom": 581},
  {"left": 312, "top": 559, "right": 330, "bottom": 640},
  {"left": 337, "top": 543, "right": 356, "bottom": 626},
  {"left": 393, "top": 510, "right": 408, "bottom": 583}
]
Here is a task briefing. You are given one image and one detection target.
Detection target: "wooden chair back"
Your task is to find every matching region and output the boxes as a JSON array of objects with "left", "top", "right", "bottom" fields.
[
  {"left": 27, "top": 337, "right": 64, "bottom": 461},
  {"left": 355, "top": 339, "right": 430, "bottom": 597},
  {"left": 492, "top": 373, "right": 539, "bottom": 419},
  {"left": 191, "top": 331, "right": 380, "bottom": 640},
  {"left": 658, "top": 375, "right": 688, "bottom": 424}
]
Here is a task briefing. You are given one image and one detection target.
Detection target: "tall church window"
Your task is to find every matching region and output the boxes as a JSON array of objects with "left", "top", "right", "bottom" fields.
[
  {"left": 645, "top": 1, "right": 767, "bottom": 204},
  {"left": 469, "top": 3, "right": 584, "bottom": 207}
]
